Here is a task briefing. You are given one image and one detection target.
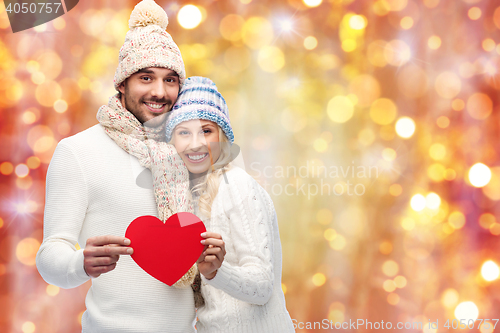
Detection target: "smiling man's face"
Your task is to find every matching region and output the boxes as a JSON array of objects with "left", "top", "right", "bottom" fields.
[{"left": 118, "top": 67, "right": 180, "bottom": 128}]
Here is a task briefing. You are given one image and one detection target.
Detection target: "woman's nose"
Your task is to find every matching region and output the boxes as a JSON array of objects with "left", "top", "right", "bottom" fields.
[{"left": 189, "top": 133, "right": 207, "bottom": 150}]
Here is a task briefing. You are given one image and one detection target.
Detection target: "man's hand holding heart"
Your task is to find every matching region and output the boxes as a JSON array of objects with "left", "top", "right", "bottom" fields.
[{"left": 83, "top": 235, "right": 133, "bottom": 278}]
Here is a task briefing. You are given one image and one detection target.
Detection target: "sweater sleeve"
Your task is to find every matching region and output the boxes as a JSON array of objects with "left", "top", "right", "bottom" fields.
[
  {"left": 201, "top": 171, "right": 274, "bottom": 305},
  {"left": 36, "top": 140, "right": 91, "bottom": 289}
]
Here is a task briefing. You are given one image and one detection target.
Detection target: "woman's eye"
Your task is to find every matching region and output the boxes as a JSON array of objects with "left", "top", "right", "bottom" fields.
[
  {"left": 179, "top": 131, "right": 189, "bottom": 135},
  {"left": 203, "top": 129, "right": 212, "bottom": 134}
]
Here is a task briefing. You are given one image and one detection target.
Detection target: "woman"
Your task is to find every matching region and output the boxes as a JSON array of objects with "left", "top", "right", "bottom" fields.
[{"left": 165, "top": 77, "right": 295, "bottom": 333}]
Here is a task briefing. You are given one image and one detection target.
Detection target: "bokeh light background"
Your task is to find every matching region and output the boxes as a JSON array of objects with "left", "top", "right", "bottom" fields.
[{"left": 1, "top": 0, "right": 500, "bottom": 332}]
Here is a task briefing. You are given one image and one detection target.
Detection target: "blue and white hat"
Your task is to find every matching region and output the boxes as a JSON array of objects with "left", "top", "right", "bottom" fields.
[{"left": 165, "top": 76, "right": 234, "bottom": 144}]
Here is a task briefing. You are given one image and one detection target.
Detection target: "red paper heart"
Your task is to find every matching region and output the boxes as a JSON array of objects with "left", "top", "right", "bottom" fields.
[{"left": 125, "top": 213, "right": 206, "bottom": 286}]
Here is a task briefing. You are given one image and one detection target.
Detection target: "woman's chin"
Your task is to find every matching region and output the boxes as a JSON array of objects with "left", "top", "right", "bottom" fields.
[{"left": 185, "top": 164, "right": 210, "bottom": 175}]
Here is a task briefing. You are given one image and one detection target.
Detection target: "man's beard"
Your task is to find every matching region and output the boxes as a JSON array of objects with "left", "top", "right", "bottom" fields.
[{"left": 122, "top": 91, "right": 172, "bottom": 128}]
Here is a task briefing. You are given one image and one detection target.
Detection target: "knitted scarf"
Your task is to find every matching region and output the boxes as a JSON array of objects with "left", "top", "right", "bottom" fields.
[{"left": 96, "top": 94, "right": 197, "bottom": 288}]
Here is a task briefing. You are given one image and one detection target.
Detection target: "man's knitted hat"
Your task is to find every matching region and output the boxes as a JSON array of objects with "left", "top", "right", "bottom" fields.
[
  {"left": 114, "top": 0, "right": 186, "bottom": 90},
  {"left": 165, "top": 77, "right": 234, "bottom": 144}
]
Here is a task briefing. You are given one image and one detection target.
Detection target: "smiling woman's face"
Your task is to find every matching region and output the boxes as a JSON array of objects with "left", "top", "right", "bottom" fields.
[{"left": 171, "top": 119, "right": 221, "bottom": 174}]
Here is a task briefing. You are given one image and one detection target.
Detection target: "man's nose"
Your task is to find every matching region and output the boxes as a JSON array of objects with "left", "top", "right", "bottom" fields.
[{"left": 150, "top": 81, "right": 166, "bottom": 99}]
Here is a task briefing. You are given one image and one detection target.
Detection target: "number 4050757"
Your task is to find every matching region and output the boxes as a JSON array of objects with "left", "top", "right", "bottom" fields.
[
  {"left": 6, "top": 2, "right": 62, "bottom": 14},
  {"left": 444, "top": 319, "right": 498, "bottom": 330}
]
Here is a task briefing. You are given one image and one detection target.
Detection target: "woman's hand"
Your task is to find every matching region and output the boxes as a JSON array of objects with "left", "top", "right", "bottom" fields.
[{"left": 197, "top": 232, "right": 225, "bottom": 280}]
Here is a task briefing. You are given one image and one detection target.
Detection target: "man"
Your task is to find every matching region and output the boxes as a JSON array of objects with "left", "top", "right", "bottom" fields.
[{"left": 35, "top": 1, "right": 224, "bottom": 332}]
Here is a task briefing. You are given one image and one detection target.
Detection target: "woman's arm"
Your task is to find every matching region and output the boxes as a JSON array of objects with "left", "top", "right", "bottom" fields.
[{"left": 202, "top": 170, "right": 275, "bottom": 305}]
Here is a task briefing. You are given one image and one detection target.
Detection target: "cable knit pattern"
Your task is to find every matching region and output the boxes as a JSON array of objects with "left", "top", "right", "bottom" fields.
[
  {"left": 36, "top": 124, "right": 196, "bottom": 333},
  {"left": 96, "top": 94, "right": 197, "bottom": 287},
  {"left": 195, "top": 167, "right": 295, "bottom": 333}
]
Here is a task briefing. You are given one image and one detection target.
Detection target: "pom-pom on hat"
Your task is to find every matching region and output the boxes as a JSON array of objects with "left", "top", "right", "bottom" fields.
[
  {"left": 165, "top": 77, "right": 234, "bottom": 144},
  {"left": 114, "top": 0, "right": 186, "bottom": 90}
]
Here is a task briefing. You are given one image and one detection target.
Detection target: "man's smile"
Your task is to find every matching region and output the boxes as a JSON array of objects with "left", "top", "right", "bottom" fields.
[{"left": 144, "top": 101, "right": 167, "bottom": 113}]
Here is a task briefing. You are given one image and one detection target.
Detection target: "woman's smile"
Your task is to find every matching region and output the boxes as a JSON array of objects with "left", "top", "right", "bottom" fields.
[{"left": 185, "top": 152, "right": 209, "bottom": 163}]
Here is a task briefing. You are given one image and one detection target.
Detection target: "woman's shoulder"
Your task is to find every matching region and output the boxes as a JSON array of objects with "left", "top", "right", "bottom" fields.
[
  {"left": 223, "top": 166, "right": 258, "bottom": 188},
  {"left": 222, "top": 166, "right": 274, "bottom": 207},
  {"left": 216, "top": 166, "right": 262, "bottom": 200},
  {"left": 221, "top": 166, "right": 278, "bottom": 226}
]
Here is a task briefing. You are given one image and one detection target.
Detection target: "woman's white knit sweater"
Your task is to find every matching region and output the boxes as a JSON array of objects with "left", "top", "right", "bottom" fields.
[
  {"left": 36, "top": 125, "right": 196, "bottom": 333},
  {"left": 195, "top": 166, "right": 295, "bottom": 333}
]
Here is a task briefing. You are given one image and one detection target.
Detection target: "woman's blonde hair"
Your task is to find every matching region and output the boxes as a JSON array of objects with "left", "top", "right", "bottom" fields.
[{"left": 172, "top": 125, "right": 233, "bottom": 219}]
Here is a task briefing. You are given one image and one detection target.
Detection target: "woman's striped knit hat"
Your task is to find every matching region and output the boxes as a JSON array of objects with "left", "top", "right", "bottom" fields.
[{"left": 165, "top": 76, "right": 234, "bottom": 144}]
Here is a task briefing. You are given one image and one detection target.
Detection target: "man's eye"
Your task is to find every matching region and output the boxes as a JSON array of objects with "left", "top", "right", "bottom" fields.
[
  {"left": 166, "top": 78, "right": 177, "bottom": 83},
  {"left": 141, "top": 77, "right": 152, "bottom": 81}
]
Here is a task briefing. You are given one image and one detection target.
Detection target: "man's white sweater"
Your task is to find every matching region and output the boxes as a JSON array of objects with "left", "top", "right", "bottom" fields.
[{"left": 36, "top": 124, "right": 196, "bottom": 333}]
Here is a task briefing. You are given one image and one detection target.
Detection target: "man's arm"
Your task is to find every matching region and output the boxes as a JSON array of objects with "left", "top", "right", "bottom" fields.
[
  {"left": 35, "top": 140, "right": 133, "bottom": 287},
  {"left": 36, "top": 140, "right": 91, "bottom": 288}
]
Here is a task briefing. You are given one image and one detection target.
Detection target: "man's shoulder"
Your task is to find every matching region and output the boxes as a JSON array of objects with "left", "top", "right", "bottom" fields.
[{"left": 59, "top": 124, "right": 110, "bottom": 149}]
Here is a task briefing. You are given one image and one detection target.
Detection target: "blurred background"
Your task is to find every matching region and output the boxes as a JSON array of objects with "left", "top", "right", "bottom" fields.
[{"left": 1, "top": 0, "right": 499, "bottom": 332}]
